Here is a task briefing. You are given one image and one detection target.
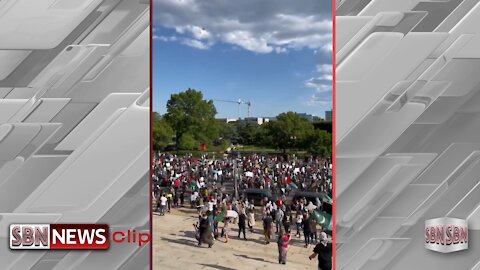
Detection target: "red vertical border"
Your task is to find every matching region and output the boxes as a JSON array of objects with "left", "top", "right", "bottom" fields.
[
  {"left": 149, "top": 0, "right": 153, "bottom": 269},
  {"left": 332, "top": 0, "right": 337, "bottom": 269}
]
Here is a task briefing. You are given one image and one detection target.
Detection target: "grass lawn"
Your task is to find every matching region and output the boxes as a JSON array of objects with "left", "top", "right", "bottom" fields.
[{"left": 161, "top": 145, "right": 310, "bottom": 157}]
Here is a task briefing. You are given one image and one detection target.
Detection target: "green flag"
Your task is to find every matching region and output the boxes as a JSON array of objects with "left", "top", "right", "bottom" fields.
[
  {"left": 323, "top": 193, "right": 333, "bottom": 204},
  {"left": 311, "top": 210, "right": 332, "bottom": 230},
  {"left": 215, "top": 210, "right": 226, "bottom": 222}
]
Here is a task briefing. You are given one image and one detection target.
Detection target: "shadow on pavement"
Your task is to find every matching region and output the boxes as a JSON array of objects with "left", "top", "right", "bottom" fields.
[
  {"left": 233, "top": 254, "right": 275, "bottom": 264},
  {"left": 198, "top": 264, "right": 237, "bottom": 270},
  {"left": 180, "top": 230, "right": 197, "bottom": 239},
  {"left": 161, "top": 237, "right": 201, "bottom": 248}
]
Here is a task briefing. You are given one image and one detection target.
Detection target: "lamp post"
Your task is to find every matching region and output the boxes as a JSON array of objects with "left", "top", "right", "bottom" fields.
[{"left": 233, "top": 151, "right": 241, "bottom": 199}]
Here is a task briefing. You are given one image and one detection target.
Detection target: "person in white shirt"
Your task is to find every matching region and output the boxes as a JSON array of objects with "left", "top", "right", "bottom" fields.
[
  {"left": 296, "top": 212, "right": 303, "bottom": 237},
  {"left": 190, "top": 192, "right": 197, "bottom": 209},
  {"left": 159, "top": 195, "right": 167, "bottom": 216},
  {"left": 207, "top": 199, "right": 214, "bottom": 212}
]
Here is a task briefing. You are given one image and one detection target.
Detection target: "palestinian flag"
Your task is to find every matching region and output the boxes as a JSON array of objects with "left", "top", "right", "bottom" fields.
[
  {"left": 323, "top": 193, "right": 333, "bottom": 204},
  {"left": 215, "top": 209, "right": 227, "bottom": 222},
  {"left": 311, "top": 210, "right": 332, "bottom": 231}
]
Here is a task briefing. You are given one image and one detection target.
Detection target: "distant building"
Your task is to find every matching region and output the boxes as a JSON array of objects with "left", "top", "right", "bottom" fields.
[
  {"left": 263, "top": 117, "right": 276, "bottom": 122},
  {"left": 243, "top": 117, "right": 270, "bottom": 125},
  {"left": 217, "top": 118, "right": 238, "bottom": 123},
  {"left": 325, "top": 110, "right": 332, "bottom": 121},
  {"left": 298, "top": 113, "right": 315, "bottom": 121}
]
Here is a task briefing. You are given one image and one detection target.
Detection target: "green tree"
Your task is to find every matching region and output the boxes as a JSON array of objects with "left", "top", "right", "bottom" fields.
[
  {"left": 178, "top": 133, "right": 198, "bottom": 150},
  {"left": 307, "top": 129, "right": 332, "bottom": 156},
  {"left": 152, "top": 112, "right": 173, "bottom": 150},
  {"left": 265, "top": 112, "right": 314, "bottom": 152},
  {"left": 237, "top": 122, "right": 262, "bottom": 145},
  {"left": 164, "top": 89, "right": 220, "bottom": 149},
  {"left": 220, "top": 123, "right": 240, "bottom": 144}
]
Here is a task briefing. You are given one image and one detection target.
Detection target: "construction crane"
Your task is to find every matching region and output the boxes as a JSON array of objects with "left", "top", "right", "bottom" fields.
[{"left": 213, "top": 99, "right": 252, "bottom": 119}]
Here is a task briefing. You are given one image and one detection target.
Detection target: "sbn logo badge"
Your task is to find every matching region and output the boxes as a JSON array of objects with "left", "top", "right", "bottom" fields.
[
  {"left": 425, "top": 217, "right": 468, "bottom": 253},
  {"left": 10, "top": 224, "right": 109, "bottom": 250}
]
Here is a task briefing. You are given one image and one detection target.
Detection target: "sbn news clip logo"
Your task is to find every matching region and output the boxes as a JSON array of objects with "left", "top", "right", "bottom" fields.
[
  {"left": 9, "top": 224, "right": 151, "bottom": 250},
  {"left": 425, "top": 217, "right": 468, "bottom": 253}
]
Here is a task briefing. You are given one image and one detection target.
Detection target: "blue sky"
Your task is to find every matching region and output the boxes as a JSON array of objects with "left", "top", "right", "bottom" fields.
[{"left": 153, "top": 0, "right": 332, "bottom": 119}]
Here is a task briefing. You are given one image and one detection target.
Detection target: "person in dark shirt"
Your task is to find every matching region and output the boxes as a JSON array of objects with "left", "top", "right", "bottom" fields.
[
  {"left": 263, "top": 214, "right": 273, "bottom": 244},
  {"left": 309, "top": 232, "right": 332, "bottom": 270},
  {"left": 180, "top": 192, "right": 184, "bottom": 207},
  {"left": 302, "top": 213, "right": 312, "bottom": 247},
  {"left": 238, "top": 213, "right": 247, "bottom": 240},
  {"left": 197, "top": 214, "right": 213, "bottom": 248}
]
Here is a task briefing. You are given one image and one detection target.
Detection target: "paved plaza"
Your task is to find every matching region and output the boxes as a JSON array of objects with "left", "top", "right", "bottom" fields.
[{"left": 153, "top": 208, "right": 317, "bottom": 270}]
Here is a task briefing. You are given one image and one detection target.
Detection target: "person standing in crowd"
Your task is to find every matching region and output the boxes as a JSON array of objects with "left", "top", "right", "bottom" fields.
[
  {"left": 283, "top": 206, "right": 293, "bottom": 234},
  {"left": 311, "top": 217, "right": 318, "bottom": 244},
  {"left": 303, "top": 213, "right": 312, "bottom": 247},
  {"left": 180, "top": 191, "right": 185, "bottom": 207},
  {"left": 263, "top": 214, "right": 273, "bottom": 244},
  {"left": 295, "top": 211, "right": 303, "bottom": 237},
  {"left": 207, "top": 210, "right": 215, "bottom": 240},
  {"left": 190, "top": 191, "right": 197, "bottom": 209},
  {"left": 198, "top": 213, "right": 213, "bottom": 248},
  {"left": 238, "top": 211, "right": 247, "bottom": 240},
  {"left": 159, "top": 194, "right": 167, "bottom": 216},
  {"left": 173, "top": 191, "right": 179, "bottom": 208},
  {"left": 309, "top": 232, "right": 332, "bottom": 270},
  {"left": 247, "top": 200, "right": 255, "bottom": 233},
  {"left": 208, "top": 198, "right": 214, "bottom": 212},
  {"left": 166, "top": 192, "right": 172, "bottom": 212},
  {"left": 223, "top": 218, "right": 232, "bottom": 243},
  {"left": 277, "top": 228, "right": 291, "bottom": 265},
  {"left": 275, "top": 207, "right": 284, "bottom": 234}
]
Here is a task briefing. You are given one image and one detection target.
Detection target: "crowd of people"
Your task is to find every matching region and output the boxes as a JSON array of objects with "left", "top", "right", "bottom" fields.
[{"left": 153, "top": 152, "right": 332, "bottom": 269}]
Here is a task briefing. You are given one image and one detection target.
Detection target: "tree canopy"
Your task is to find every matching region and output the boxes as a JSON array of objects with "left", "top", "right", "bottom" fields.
[
  {"left": 152, "top": 89, "right": 332, "bottom": 157},
  {"left": 152, "top": 112, "right": 173, "bottom": 150},
  {"left": 164, "top": 88, "right": 220, "bottom": 148},
  {"left": 263, "top": 112, "right": 314, "bottom": 152}
]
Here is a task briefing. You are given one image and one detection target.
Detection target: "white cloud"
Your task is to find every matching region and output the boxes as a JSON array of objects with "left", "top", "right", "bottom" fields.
[
  {"left": 153, "top": 0, "right": 332, "bottom": 54},
  {"left": 222, "top": 31, "right": 273, "bottom": 53},
  {"left": 176, "top": 25, "right": 212, "bottom": 40},
  {"left": 305, "top": 62, "right": 332, "bottom": 92},
  {"left": 304, "top": 62, "right": 332, "bottom": 106},
  {"left": 153, "top": 35, "right": 178, "bottom": 42},
  {"left": 181, "top": 38, "right": 210, "bottom": 50},
  {"left": 321, "top": 42, "right": 333, "bottom": 53},
  {"left": 307, "top": 88, "right": 332, "bottom": 106},
  {"left": 154, "top": 0, "right": 333, "bottom": 111},
  {"left": 317, "top": 64, "right": 332, "bottom": 74}
]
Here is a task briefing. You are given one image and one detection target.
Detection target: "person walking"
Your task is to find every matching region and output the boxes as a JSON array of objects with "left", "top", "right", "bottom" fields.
[
  {"left": 275, "top": 208, "right": 284, "bottom": 234},
  {"left": 263, "top": 214, "right": 273, "bottom": 244},
  {"left": 277, "top": 228, "right": 291, "bottom": 265},
  {"left": 309, "top": 232, "right": 332, "bottom": 270},
  {"left": 238, "top": 212, "right": 247, "bottom": 240}
]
